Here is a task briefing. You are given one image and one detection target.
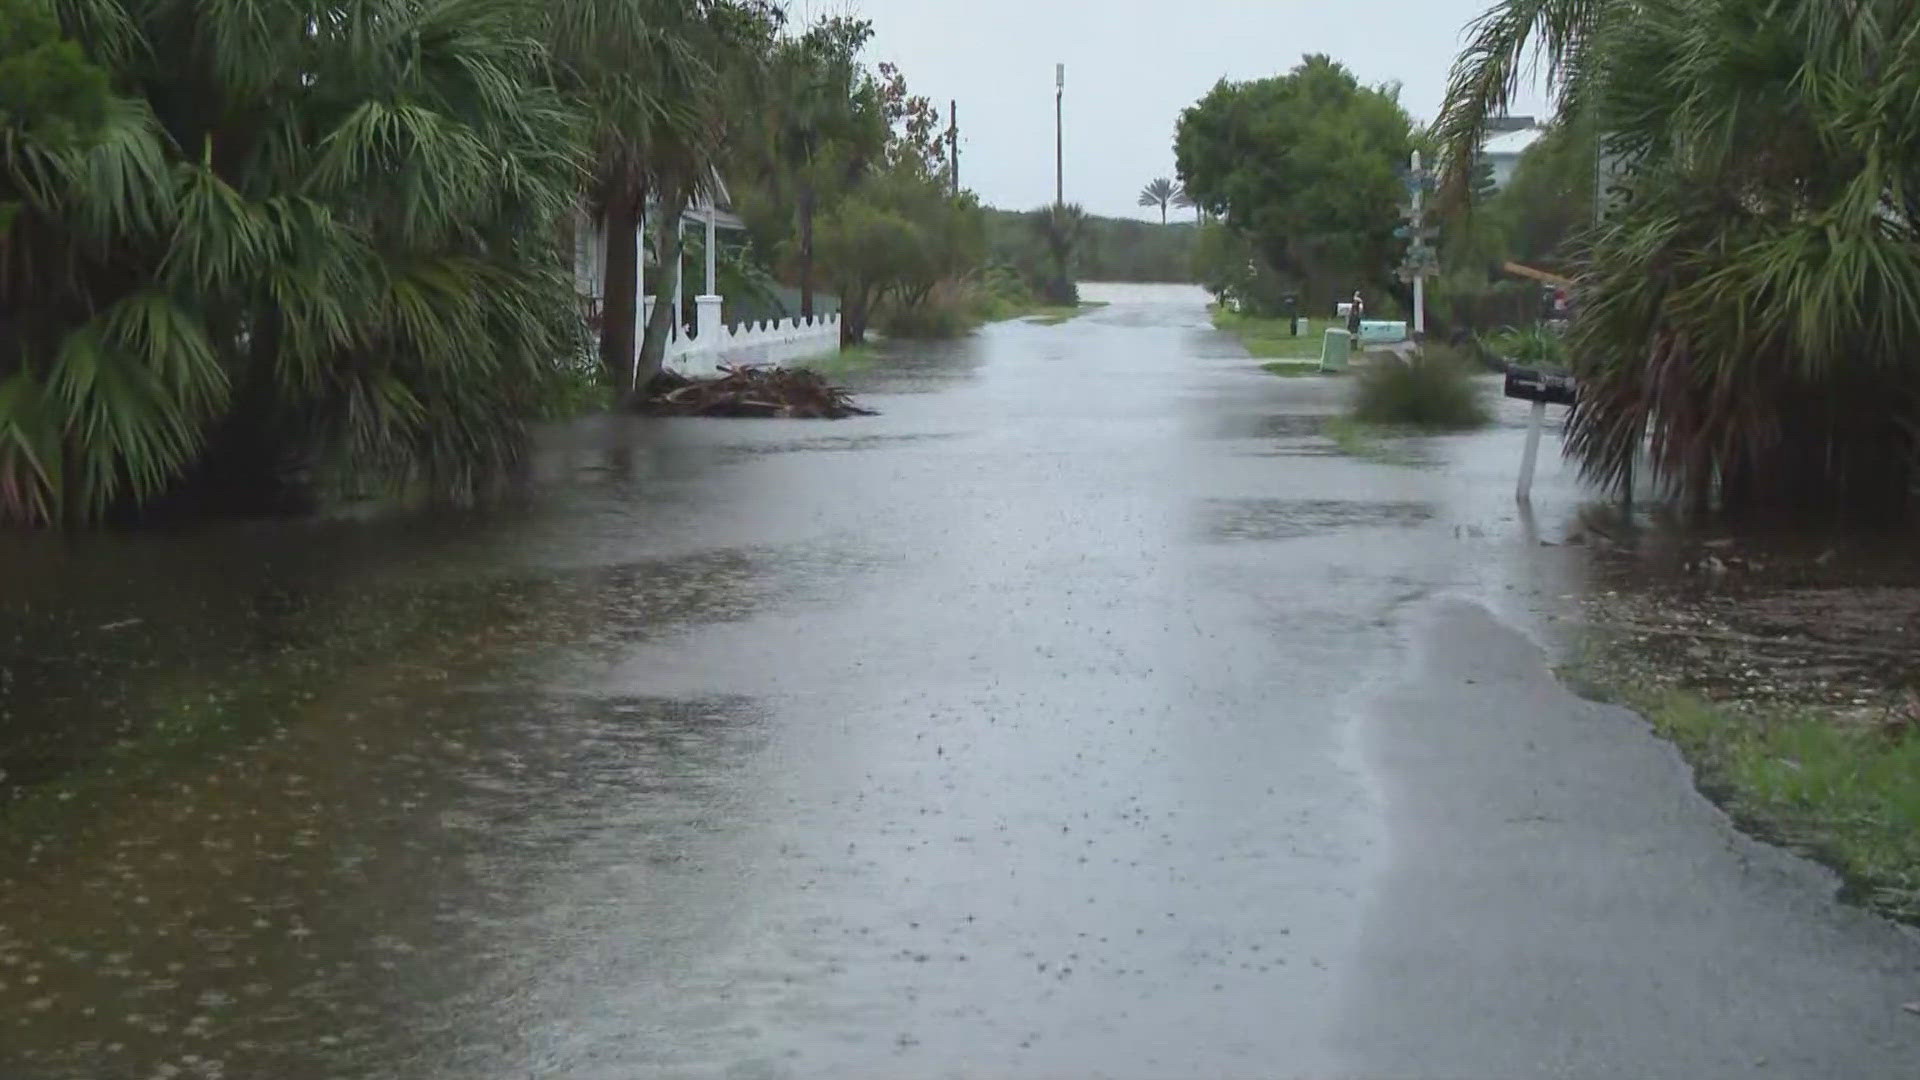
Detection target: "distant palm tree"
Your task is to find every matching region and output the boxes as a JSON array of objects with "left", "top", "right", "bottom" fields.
[
  {"left": 1172, "top": 185, "right": 1200, "bottom": 223},
  {"left": 1137, "top": 177, "right": 1179, "bottom": 224}
]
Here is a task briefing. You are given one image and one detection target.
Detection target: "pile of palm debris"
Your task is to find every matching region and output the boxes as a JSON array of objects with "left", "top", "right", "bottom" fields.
[{"left": 638, "top": 365, "right": 875, "bottom": 419}]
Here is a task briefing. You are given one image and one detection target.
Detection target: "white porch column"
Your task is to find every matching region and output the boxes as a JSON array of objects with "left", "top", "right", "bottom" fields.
[
  {"left": 631, "top": 208, "right": 646, "bottom": 388},
  {"left": 698, "top": 195, "right": 723, "bottom": 353},
  {"left": 672, "top": 215, "right": 684, "bottom": 343},
  {"left": 695, "top": 295, "right": 723, "bottom": 351},
  {"left": 703, "top": 197, "right": 717, "bottom": 298}
]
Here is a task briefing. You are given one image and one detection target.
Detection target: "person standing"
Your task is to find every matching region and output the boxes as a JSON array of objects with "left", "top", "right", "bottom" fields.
[{"left": 1347, "top": 290, "right": 1364, "bottom": 339}]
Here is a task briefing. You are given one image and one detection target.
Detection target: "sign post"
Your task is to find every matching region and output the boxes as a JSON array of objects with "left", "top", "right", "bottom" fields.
[
  {"left": 1397, "top": 152, "right": 1437, "bottom": 342},
  {"left": 1516, "top": 400, "right": 1547, "bottom": 501},
  {"left": 1503, "top": 365, "right": 1579, "bottom": 502}
]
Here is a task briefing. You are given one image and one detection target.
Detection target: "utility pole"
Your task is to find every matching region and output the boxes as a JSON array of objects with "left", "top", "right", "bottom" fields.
[
  {"left": 1054, "top": 63, "right": 1065, "bottom": 207},
  {"left": 948, "top": 99, "right": 960, "bottom": 197}
]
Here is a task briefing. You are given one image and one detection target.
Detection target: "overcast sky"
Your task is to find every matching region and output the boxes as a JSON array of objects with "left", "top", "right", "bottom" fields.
[{"left": 824, "top": 0, "right": 1546, "bottom": 220}]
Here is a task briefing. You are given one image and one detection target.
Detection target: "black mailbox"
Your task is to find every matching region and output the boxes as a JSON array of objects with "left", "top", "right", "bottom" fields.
[{"left": 1504, "top": 365, "right": 1578, "bottom": 406}]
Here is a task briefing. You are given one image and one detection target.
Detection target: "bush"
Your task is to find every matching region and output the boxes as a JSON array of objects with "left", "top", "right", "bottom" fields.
[
  {"left": 881, "top": 299, "right": 971, "bottom": 339},
  {"left": 960, "top": 264, "right": 1038, "bottom": 322},
  {"left": 1352, "top": 351, "right": 1490, "bottom": 429},
  {"left": 881, "top": 280, "right": 980, "bottom": 339},
  {"left": 1479, "top": 324, "right": 1567, "bottom": 368}
]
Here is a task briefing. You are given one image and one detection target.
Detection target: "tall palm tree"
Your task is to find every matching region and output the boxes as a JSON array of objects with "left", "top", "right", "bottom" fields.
[
  {"left": 1138, "top": 177, "right": 1179, "bottom": 224},
  {"left": 632, "top": 0, "right": 779, "bottom": 382},
  {"left": 545, "top": 0, "right": 712, "bottom": 393}
]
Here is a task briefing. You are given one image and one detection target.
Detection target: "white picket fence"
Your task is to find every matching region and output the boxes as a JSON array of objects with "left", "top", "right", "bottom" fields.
[{"left": 662, "top": 309, "right": 843, "bottom": 377}]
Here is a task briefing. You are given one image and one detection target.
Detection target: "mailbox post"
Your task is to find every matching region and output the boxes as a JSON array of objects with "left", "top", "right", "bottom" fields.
[{"left": 1503, "top": 365, "right": 1578, "bottom": 501}]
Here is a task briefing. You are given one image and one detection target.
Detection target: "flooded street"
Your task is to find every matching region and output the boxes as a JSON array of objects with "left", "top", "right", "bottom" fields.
[{"left": 5, "top": 284, "right": 1919, "bottom": 1078}]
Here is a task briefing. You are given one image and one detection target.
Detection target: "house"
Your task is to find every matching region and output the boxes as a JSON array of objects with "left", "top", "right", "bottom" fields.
[
  {"left": 572, "top": 173, "right": 840, "bottom": 380},
  {"left": 1482, "top": 115, "right": 1545, "bottom": 189}
]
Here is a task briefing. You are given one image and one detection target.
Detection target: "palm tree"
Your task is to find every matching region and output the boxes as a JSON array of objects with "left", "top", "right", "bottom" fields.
[
  {"left": 1029, "top": 202, "right": 1086, "bottom": 305},
  {"left": 1138, "top": 177, "right": 1179, "bottom": 224},
  {"left": 1139, "top": 177, "right": 1179, "bottom": 223},
  {"left": 546, "top": 0, "right": 713, "bottom": 394},
  {"left": 1435, "top": 0, "right": 1920, "bottom": 515},
  {"left": 3, "top": 0, "right": 585, "bottom": 524},
  {"left": 1172, "top": 185, "right": 1200, "bottom": 224},
  {"left": 632, "top": 1, "right": 779, "bottom": 382}
]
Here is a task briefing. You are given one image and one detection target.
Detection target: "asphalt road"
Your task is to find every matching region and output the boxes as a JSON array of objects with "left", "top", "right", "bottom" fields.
[{"left": 2, "top": 283, "right": 1917, "bottom": 1079}]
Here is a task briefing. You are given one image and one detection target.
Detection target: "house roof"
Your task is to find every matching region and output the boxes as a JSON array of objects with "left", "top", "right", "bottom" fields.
[
  {"left": 685, "top": 205, "right": 746, "bottom": 231},
  {"left": 1483, "top": 126, "right": 1545, "bottom": 158}
]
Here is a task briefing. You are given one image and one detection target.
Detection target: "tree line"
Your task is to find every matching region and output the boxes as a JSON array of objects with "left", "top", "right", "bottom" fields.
[
  {"left": 0, "top": 0, "right": 1005, "bottom": 525},
  {"left": 983, "top": 207, "right": 1195, "bottom": 295}
]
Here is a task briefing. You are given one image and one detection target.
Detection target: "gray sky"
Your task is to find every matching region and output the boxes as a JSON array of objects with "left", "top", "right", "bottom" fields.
[{"left": 843, "top": 0, "right": 1547, "bottom": 220}]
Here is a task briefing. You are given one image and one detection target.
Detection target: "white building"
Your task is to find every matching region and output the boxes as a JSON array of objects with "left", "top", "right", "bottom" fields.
[{"left": 1482, "top": 116, "right": 1545, "bottom": 189}]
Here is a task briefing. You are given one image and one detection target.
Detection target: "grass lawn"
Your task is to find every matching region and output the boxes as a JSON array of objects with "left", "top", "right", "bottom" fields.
[{"left": 1213, "top": 308, "right": 1341, "bottom": 361}]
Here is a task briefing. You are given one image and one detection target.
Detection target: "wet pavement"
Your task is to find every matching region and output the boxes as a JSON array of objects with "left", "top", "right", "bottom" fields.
[{"left": 3, "top": 283, "right": 1919, "bottom": 1078}]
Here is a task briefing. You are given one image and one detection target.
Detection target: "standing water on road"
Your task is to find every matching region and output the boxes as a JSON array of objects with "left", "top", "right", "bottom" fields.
[{"left": 4, "top": 285, "right": 1919, "bottom": 1078}]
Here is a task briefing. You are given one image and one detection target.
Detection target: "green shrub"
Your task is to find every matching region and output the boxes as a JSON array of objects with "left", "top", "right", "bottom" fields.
[
  {"left": 882, "top": 300, "right": 972, "bottom": 338},
  {"left": 1479, "top": 324, "right": 1567, "bottom": 368},
  {"left": 881, "top": 280, "right": 979, "bottom": 339},
  {"left": 531, "top": 347, "right": 613, "bottom": 420},
  {"left": 963, "top": 264, "right": 1038, "bottom": 322},
  {"left": 1352, "top": 352, "right": 1490, "bottom": 429}
]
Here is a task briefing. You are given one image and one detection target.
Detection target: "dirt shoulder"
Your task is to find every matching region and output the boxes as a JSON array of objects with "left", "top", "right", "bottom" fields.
[{"left": 1568, "top": 530, "right": 1920, "bottom": 920}]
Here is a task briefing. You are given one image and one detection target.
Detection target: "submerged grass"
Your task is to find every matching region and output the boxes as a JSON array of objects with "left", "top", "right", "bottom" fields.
[
  {"left": 1028, "top": 300, "right": 1109, "bottom": 326},
  {"left": 800, "top": 342, "right": 877, "bottom": 375},
  {"left": 1322, "top": 416, "right": 1421, "bottom": 466}
]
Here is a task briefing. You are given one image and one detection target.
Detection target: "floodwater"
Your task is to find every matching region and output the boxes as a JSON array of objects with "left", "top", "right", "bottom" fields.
[{"left": 3, "top": 284, "right": 1918, "bottom": 1078}]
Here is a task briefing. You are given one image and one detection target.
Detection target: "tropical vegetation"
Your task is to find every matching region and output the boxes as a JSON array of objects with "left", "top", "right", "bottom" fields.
[
  {"left": 1435, "top": 0, "right": 1920, "bottom": 518},
  {"left": 0, "top": 0, "right": 991, "bottom": 526},
  {"left": 2, "top": 0, "right": 595, "bottom": 525}
]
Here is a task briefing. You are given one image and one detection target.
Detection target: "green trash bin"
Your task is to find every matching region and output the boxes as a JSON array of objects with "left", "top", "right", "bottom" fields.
[{"left": 1320, "top": 327, "right": 1352, "bottom": 373}]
